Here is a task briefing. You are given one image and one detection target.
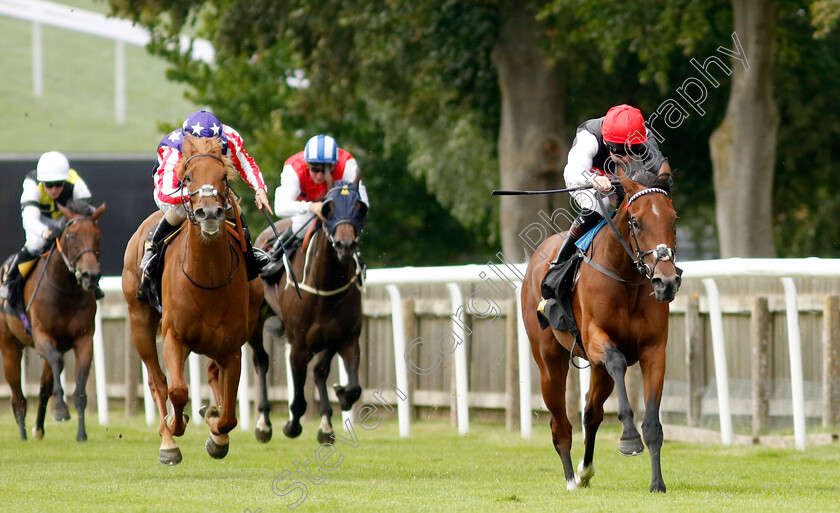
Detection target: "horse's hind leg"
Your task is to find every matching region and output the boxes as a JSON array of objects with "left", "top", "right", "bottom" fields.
[
  {"left": 334, "top": 336, "right": 362, "bottom": 411},
  {"left": 535, "top": 338, "right": 577, "bottom": 490},
  {"left": 313, "top": 348, "right": 338, "bottom": 444},
  {"left": 579, "top": 362, "right": 618, "bottom": 488},
  {"left": 602, "top": 345, "right": 643, "bottom": 456},
  {"left": 249, "top": 320, "right": 273, "bottom": 443},
  {"left": 1, "top": 339, "right": 27, "bottom": 440},
  {"left": 71, "top": 338, "right": 93, "bottom": 442},
  {"left": 639, "top": 346, "right": 667, "bottom": 493}
]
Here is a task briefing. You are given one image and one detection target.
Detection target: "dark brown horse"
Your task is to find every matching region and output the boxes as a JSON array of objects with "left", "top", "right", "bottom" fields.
[
  {"left": 122, "top": 135, "right": 264, "bottom": 465},
  {"left": 249, "top": 181, "right": 367, "bottom": 444},
  {"left": 0, "top": 201, "right": 106, "bottom": 442},
  {"left": 521, "top": 173, "right": 680, "bottom": 492}
]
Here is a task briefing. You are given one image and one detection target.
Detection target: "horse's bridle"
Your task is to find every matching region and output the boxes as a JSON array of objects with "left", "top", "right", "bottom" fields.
[
  {"left": 55, "top": 216, "right": 100, "bottom": 279},
  {"left": 180, "top": 153, "right": 232, "bottom": 223},
  {"left": 592, "top": 187, "right": 676, "bottom": 282}
]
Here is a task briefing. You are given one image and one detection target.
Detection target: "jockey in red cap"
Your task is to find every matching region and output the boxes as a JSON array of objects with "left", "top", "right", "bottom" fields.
[{"left": 551, "top": 104, "right": 673, "bottom": 266}]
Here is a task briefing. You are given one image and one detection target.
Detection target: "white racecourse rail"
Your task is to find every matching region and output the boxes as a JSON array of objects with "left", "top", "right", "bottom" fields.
[{"left": 93, "top": 258, "right": 839, "bottom": 449}]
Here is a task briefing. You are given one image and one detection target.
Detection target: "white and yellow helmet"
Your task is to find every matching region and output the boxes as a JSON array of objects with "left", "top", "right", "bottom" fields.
[{"left": 36, "top": 151, "right": 71, "bottom": 182}]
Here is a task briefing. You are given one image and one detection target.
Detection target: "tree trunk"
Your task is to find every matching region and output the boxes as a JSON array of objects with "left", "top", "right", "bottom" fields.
[
  {"left": 493, "top": 2, "right": 569, "bottom": 262},
  {"left": 709, "top": 0, "right": 779, "bottom": 257}
]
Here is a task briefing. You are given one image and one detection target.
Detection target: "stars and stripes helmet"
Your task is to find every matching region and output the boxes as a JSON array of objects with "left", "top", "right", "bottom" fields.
[
  {"left": 304, "top": 134, "right": 339, "bottom": 164},
  {"left": 182, "top": 110, "right": 226, "bottom": 141},
  {"left": 36, "top": 151, "right": 71, "bottom": 182}
]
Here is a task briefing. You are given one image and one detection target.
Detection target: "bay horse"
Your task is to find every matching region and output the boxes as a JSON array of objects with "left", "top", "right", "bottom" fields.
[
  {"left": 249, "top": 180, "right": 367, "bottom": 444},
  {"left": 0, "top": 201, "right": 106, "bottom": 442},
  {"left": 122, "top": 135, "right": 264, "bottom": 465},
  {"left": 521, "top": 172, "right": 680, "bottom": 492}
]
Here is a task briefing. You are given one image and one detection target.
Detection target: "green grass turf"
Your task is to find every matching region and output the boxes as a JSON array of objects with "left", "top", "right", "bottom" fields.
[
  {"left": 1, "top": 1, "right": 196, "bottom": 154},
  {"left": 0, "top": 409, "right": 838, "bottom": 513}
]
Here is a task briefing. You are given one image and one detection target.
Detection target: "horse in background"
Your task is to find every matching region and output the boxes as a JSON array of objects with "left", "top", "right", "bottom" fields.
[
  {"left": 249, "top": 181, "right": 367, "bottom": 444},
  {"left": 521, "top": 173, "right": 680, "bottom": 492},
  {"left": 122, "top": 135, "right": 264, "bottom": 465},
  {"left": 0, "top": 201, "right": 106, "bottom": 442}
]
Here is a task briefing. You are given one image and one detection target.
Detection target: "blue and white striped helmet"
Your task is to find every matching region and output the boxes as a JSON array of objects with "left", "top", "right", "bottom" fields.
[{"left": 304, "top": 134, "right": 339, "bottom": 164}]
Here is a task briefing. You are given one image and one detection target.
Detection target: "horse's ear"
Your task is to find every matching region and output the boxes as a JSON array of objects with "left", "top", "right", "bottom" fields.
[
  {"left": 356, "top": 201, "right": 368, "bottom": 219},
  {"left": 56, "top": 202, "right": 73, "bottom": 219},
  {"left": 92, "top": 202, "right": 106, "bottom": 221},
  {"left": 321, "top": 199, "right": 335, "bottom": 219}
]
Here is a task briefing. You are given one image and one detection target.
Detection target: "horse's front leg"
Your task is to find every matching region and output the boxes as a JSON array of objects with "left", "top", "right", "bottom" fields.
[
  {"left": 249, "top": 319, "right": 274, "bottom": 443},
  {"left": 639, "top": 344, "right": 667, "bottom": 493},
  {"left": 33, "top": 360, "right": 54, "bottom": 439},
  {"left": 601, "top": 344, "right": 643, "bottom": 456},
  {"left": 202, "top": 351, "right": 241, "bottom": 460},
  {"left": 162, "top": 336, "right": 191, "bottom": 438},
  {"left": 334, "top": 336, "right": 362, "bottom": 412},
  {"left": 71, "top": 338, "right": 94, "bottom": 442},
  {"left": 35, "top": 341, "right": 70, "bottom": 423},
  {"left": 313, "top": 348, "right": 338, "bottom": 444},
  {"left": 283, "top": 336, "right": 310, "bottom": 439}
]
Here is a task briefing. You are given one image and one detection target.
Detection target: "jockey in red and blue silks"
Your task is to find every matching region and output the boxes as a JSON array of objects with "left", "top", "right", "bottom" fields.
[
  {"left": 273, "top": 134, "right": 368, "bottom": 245},
  {"left": 552, "top": 104, "right": 673, "bottom": 266},
  {"left": 138, "top": 110, "right": 273, "bottom": 294}
]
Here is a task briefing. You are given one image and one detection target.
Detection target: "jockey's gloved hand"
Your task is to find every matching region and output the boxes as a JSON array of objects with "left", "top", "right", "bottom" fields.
[{"left": 44, "top": 218, "right": 65, "bottom": 234}]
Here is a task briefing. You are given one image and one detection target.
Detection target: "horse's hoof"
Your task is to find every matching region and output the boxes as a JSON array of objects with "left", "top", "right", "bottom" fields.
[
  {"left": 619, "top": 436, "right": 644, "bottom": 456},
  {"left": 53, "top": 405, "right": 70, "bottom": 422},
  {"left": 159, "top": 447, "right": 182, "bottom": 466},
  {"left": 198, "top": 405, "right": 207, "bottom": 418},
  {"left": 565, "top": 479, "right": 578, "bottom": 491},
  {"left": 576, "top": 461, "right": 594, "bottom": 488},
  {"left": 254, "top": 426, "right": 272, "bottom": 443},
  {"left": 317, "top": 429, "right": 334, "bottom": 445},
  {"left": 205, "top": 437, "right": 229, "bottom": 459},
  {"left": 76, "top": 432, "right": 88, "bottom": 442},
  {"left": 283, "top": 421, "right": 302, "bottom": 439},
  {"left": 32, "top": 428, "right": 44, "bottom": 441},
  {"left": 650, "top": 481, "right": 666, "bottom": 493}
]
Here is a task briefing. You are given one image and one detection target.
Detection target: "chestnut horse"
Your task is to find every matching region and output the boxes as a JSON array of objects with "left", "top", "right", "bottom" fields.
[
  {"left": 521, "top": 173, "right": 680, "bottom": 493},
  {"left": 122, "top": 135, "right": 264, "bottom": 465},
  {"left": 249, "top": 181, "right": 367, "bottom": 444},
  {"left": 0, "top": 201, "right": 106, "bottom": 442}
]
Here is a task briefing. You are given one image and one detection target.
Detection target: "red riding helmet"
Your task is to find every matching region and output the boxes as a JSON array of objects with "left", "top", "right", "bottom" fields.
[{"left": 602, "top": 104, "right": 648, "bottom": 145}]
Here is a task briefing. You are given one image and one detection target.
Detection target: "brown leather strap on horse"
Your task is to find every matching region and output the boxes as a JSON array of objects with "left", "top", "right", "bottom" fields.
[{"left": 301, "top": 219, "right": 318, "bottom": 254}]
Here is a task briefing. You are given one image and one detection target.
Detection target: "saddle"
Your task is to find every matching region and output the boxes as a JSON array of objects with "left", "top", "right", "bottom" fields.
[
  {"left": 537, "top": 221, "right": 611, "bottom": 349},
  {"left": 0, "top": 250, "right": 51, "bottom": 335}
]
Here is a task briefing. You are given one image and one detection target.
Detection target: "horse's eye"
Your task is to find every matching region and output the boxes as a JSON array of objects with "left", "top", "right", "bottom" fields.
[
  {"left": 631, "top": 218, "right": 640, "bottom": 230},
  {"left": 183, "top": 176, "right": 191, "bottom": 184}
]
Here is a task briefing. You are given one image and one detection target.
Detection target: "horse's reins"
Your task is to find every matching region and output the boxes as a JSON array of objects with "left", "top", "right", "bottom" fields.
[{"left": 292, "top": 223, "right": 364, "bottom": 298}]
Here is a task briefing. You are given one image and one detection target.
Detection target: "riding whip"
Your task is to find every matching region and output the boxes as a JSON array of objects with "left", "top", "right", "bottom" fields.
[
  {"left": 491, "top": 184, "right": 596, "bottom": 196},
  {"left": 261, "top": 209, "right": 302, "bottom": 299}
]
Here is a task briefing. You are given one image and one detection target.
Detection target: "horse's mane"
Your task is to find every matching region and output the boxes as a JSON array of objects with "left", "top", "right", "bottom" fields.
[
  {"left": 628, "top": 169, "right": 671, "bottom": 193},
  {"left": 64, "top": 200, "right": 96, "bottom": 216},
  {"left": 176, "top": 135, "right": 238, "bottom": 183}
]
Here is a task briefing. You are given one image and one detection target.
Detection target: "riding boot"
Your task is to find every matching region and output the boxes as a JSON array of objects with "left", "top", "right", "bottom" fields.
[
  {"left": 260, "top": 226, "right": 295, "bottom": 281},
  {"left": 550, "top": 210, "right": 603, "bottom": 267},
  {"left": 138, "top": 217, "right": 178, "bottom": 293},
  {"left": 1, "top": 248, "right": 38, "bottom": 301},
  {"left": 239, "top": 214, "right": 269, "bottom": 281}
]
